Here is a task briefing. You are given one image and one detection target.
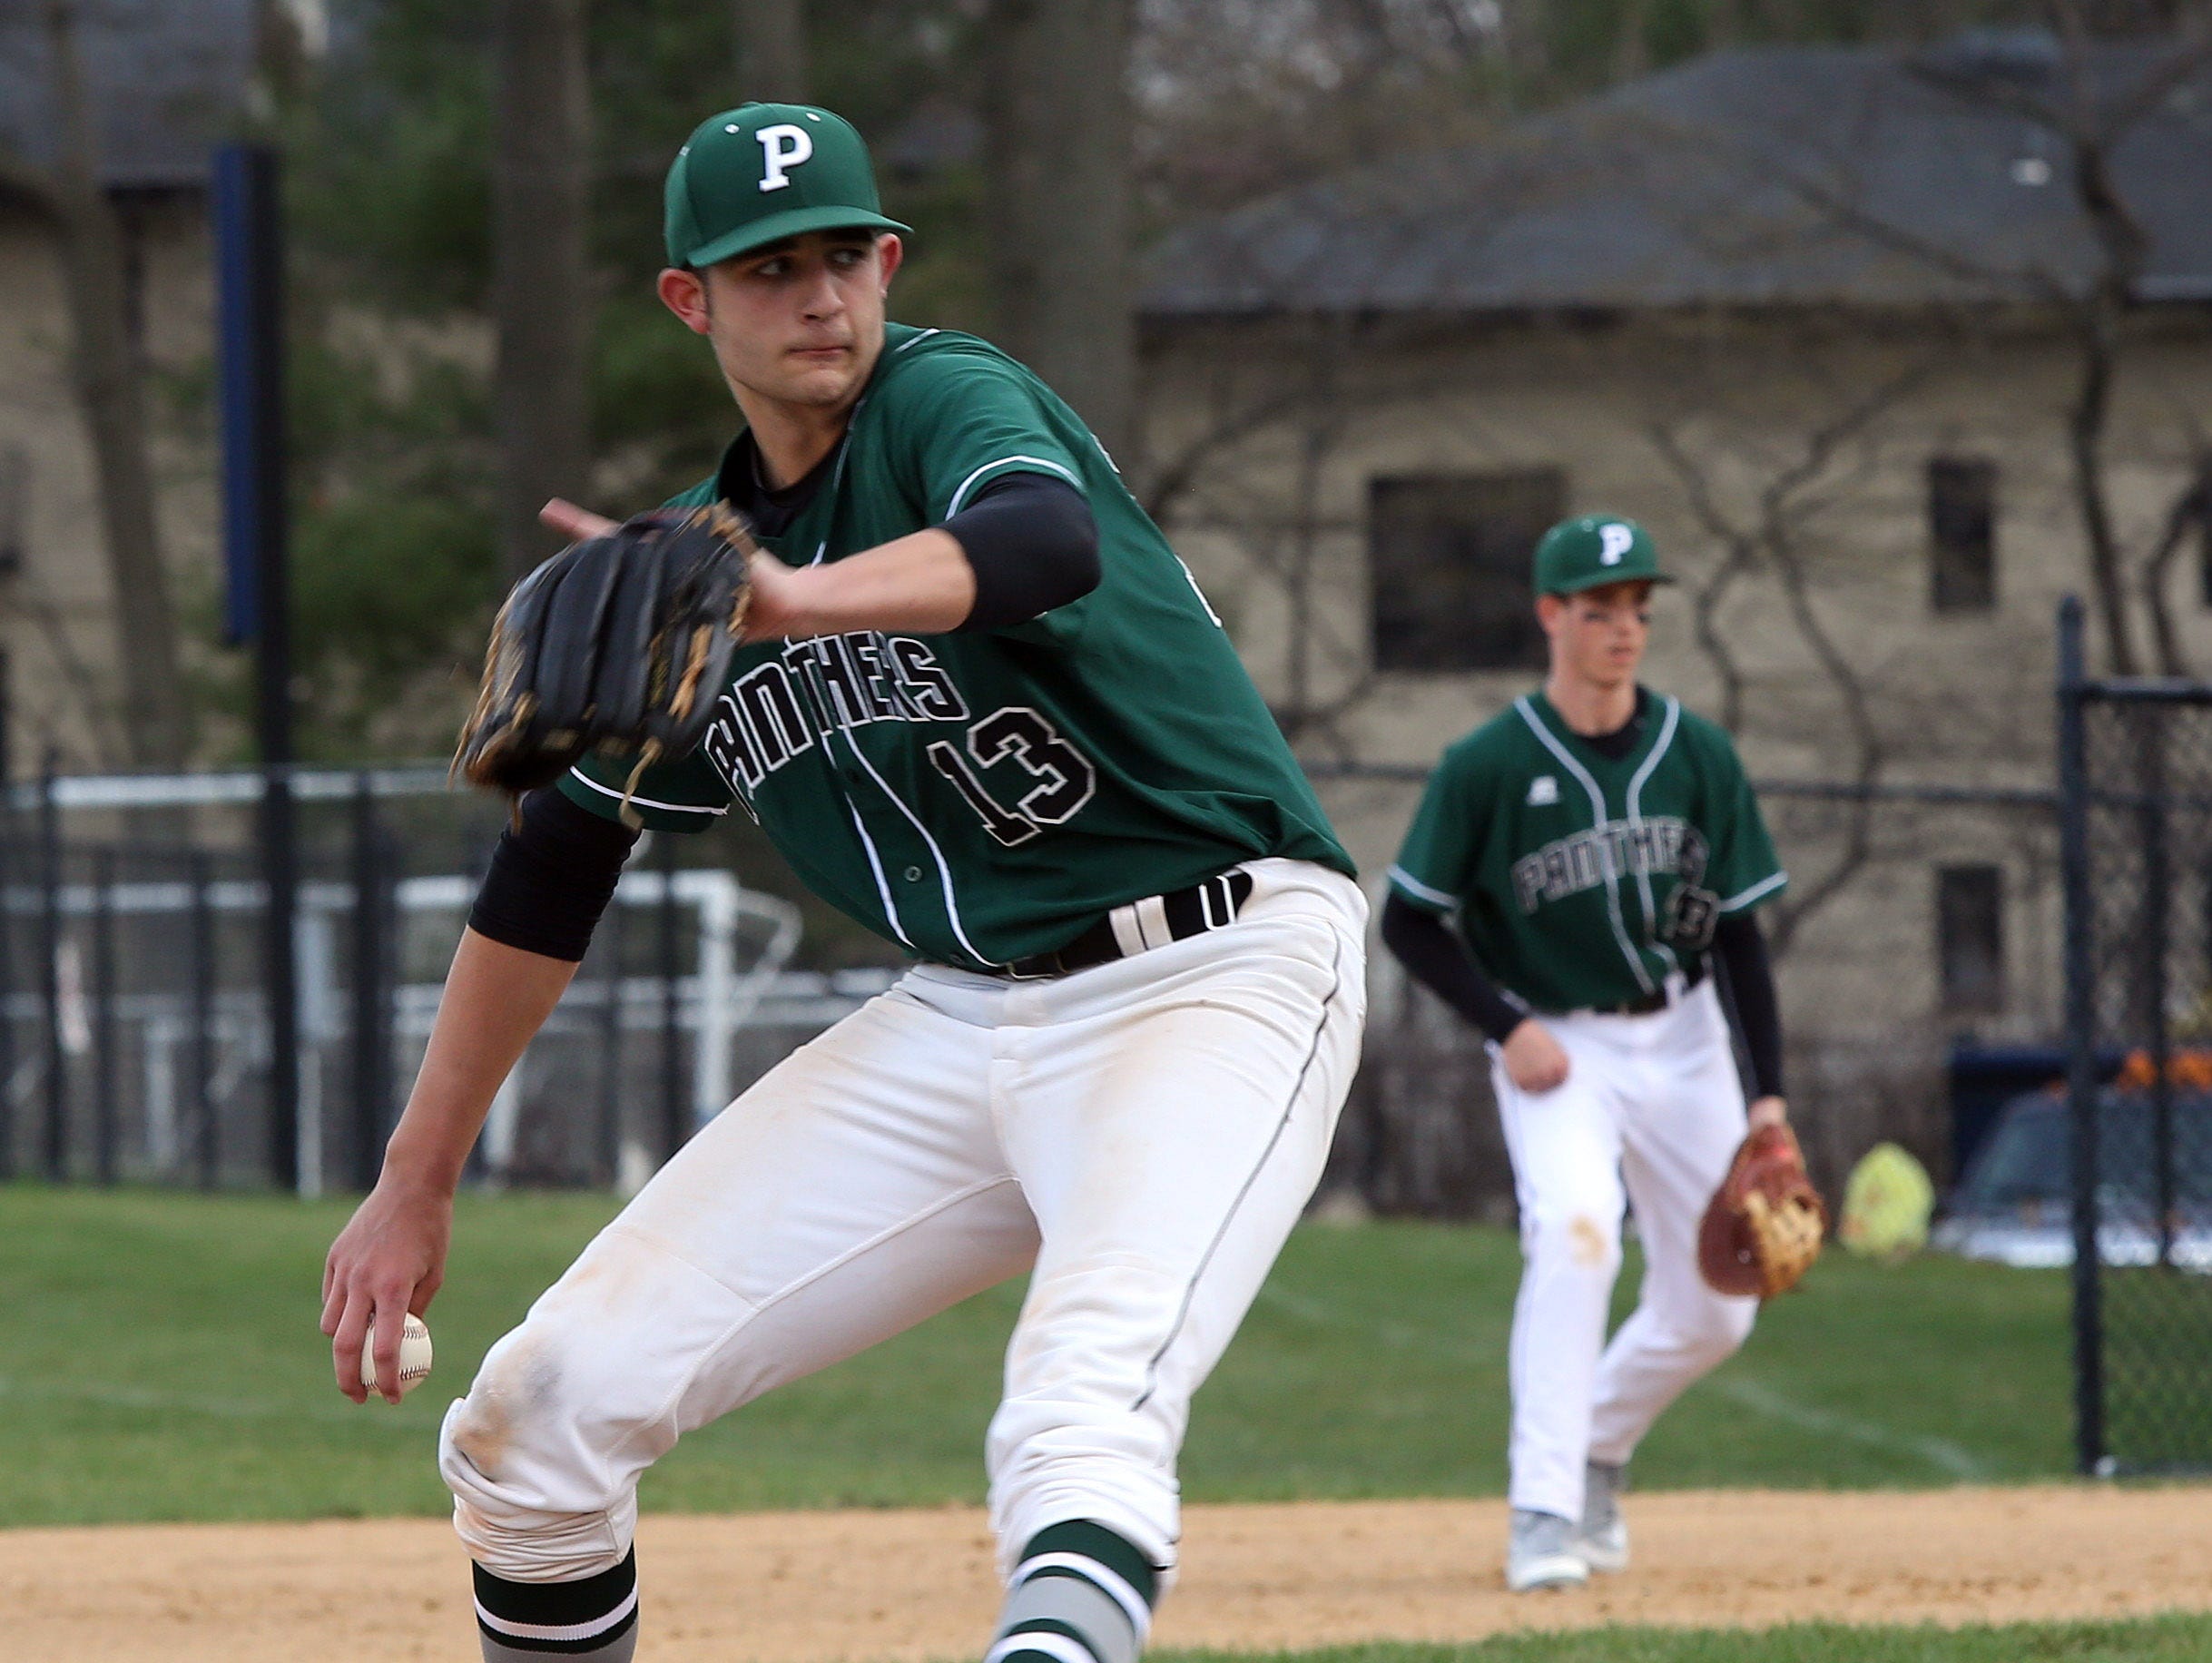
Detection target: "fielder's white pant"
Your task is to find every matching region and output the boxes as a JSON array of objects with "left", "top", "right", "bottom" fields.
[
  {"left": 439, "top": 859, "right": 1367, "bottom": 1586},
  {"left": 1490, "top": 975, "right": 1757, "bottom": 1522}
]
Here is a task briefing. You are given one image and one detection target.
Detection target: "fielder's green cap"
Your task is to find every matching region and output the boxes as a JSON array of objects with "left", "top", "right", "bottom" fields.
[
  {"left": 1532, "top": 515, "right": 1674, "bottom": 596},
  {"left": 664, "top": 103, "right": 911, "bottom": 270}
]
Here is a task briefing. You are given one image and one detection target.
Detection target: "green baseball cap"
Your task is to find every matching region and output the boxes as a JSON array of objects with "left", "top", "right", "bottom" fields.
[
  {"left": 1532, "top": 515, "right": 1674, "bottom": 596},
  {"left": 664, "top": 103, "right": 911, "bottom": 270}
]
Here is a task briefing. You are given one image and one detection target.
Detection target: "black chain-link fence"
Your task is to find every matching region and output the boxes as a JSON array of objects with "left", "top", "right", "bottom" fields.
[
  {"left": 1316, "top": 767, "right": 2061, "bottom": 1221},
  {"left": 0, "top": 722, "right": 2104, "bottom": 1269},
  {"left": 2060, "top": 599, "right": 2212, "bottom": 1475},
  {"left": 0, "top": 769, "right": 827, "bottom": 1195}
]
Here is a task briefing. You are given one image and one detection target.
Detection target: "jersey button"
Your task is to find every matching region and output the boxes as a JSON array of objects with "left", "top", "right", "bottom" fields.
[{"left": 903, "top": 865, "right": 923, "bottom": 882}]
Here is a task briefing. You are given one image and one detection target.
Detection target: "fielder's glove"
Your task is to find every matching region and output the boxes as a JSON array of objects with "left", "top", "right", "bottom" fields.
[
  {"left": 1697, "top": 1122, "right": 1827, "bottom": 1298},
  {"left": 455, "top": 503, "right": 755, "bottom": 820}
]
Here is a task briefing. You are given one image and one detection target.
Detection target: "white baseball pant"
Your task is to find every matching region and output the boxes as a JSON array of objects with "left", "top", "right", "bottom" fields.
[
  {"left": 1489, "top": 974, "right": 1757, "bottom": 1522},
  {"left": 439, "top": 858, "right": 1367, "bottom": 1585}
]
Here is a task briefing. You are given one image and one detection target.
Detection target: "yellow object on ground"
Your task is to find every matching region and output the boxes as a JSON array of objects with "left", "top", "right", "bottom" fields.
[{"left": 1838, "top": 1141, "right": 1936, "bottom": 1260}]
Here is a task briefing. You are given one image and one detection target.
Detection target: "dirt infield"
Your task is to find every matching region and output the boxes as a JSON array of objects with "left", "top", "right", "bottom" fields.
[{"left": 11, "top": 1486, "right": 2210, "bottom": 1661}]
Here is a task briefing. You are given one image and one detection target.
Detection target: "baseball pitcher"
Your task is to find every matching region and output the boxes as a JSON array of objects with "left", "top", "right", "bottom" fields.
[
  {"left": 320, "top": 104, "right": 1367, "bottom": 1663},
  {"left": 1381, "top": 517, "right": 1790, "bottom": 1592}
]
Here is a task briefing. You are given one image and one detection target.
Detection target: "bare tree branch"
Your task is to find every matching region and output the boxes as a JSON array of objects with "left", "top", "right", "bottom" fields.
[
  {"left": 1647, "top": 421, "right": 1755, "bottom": 733},
  {"left": 34, "top": 0, "right": 191, "bottom": 766},
  {"left": 1902, "top": 15, "right": 2212, "bottom": 674},
  {"left": 1643, "top": 349, "right": 1943, "bottom": 959},
  {"left": 2138, "top": 451, "right": 2211, "bottom": 676},
  {"left": 1140, "top": 376, "right": 1315, "bottom": 525}
]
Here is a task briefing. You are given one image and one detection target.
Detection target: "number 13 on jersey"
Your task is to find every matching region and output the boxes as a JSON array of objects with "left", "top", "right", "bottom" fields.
[{"left": 929, "top": 706, "right": 1098, "bottom": 845}]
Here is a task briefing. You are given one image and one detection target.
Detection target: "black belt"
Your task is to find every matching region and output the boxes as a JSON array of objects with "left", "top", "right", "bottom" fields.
[
  {"left": 1583, "top": 958, "right": 1705, "bottom": 1018},
  {"left": 999, "top": 869, "right": 1256, "bottom": 980}
]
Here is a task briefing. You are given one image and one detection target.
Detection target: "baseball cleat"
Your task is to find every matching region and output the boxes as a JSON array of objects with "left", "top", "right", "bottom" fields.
[
  {"left": 1505, "top": 1508, "right": 1590, "bottom": 1592},
  {"left": 1578, "top": 1461, "right": 1629, "bottom": 1574}
]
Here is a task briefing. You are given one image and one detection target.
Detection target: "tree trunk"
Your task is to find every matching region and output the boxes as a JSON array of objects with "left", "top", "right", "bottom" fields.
[
  {"left": 733, "top": 0, "right": 809, "bottom": 102},
  {"left": 493, "top": 0, "right": 594, "bottom": 582},
  {"left": 981, "top": 0, "right": 1135, "bottom": 462},
  {"left": 45, "top": 0, "right": 189, "bottom": 768}
]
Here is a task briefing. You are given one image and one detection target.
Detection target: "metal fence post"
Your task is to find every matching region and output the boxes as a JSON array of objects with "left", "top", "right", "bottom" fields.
[
  {"left": 92, "top": 845, "right": 117, "bottom": 1186},
  {"left": 657, "top": 835, "right": 683, "bottom": 1163},
  {"left": 217, "top": 143, "right": 300, "bottom": 1195},
  {"left": 2138, "top": 717, "right": 2176, "bottom": 1272},
  {"left": 37, "top": 756, "right": 64, "bottom": 1181},
  {"left": 261, "top": 765, "right": 300, "bottom": 1191},
  {"left": 597, "top": 898, "right": 625, "bottom": 1185},
  {"left": 2056, "top": 595, "right": 2105, "bottom": 1476},
  {"left": 189, "top": 849, "right": 217, "bottom": 1190},
  {"left": 349, "top": 774, "right": 394, "bottom": 1190}
]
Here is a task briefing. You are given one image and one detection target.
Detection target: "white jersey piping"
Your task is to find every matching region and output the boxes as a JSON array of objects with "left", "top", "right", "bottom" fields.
[
  {"left": 1513, "top": 696, "right": 1656, "bottom": 996},
  {"left": 1623, "top": 694, "right": 1682, "bottom": 970},
  {"left": 1387, "top": 863, "right": 1457, "bottom": 910},
  {"left": 846, "top": 798, "right": 913, "bottom": 949},
  {"left": 837, "top": 726, "right": 996, "bottom": 969},
  {"left": 945, "top": 454, "right": 1081, "bottom": 517},
  {"left": 565, "top": 766, "right": 727, "bottom": 817},
  {"left": 1719, "top": 870, "right": 1788, "bottom": 911}
]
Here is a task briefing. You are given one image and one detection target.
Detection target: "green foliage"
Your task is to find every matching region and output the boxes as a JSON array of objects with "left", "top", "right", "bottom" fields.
[
  {"left": 296, "top": 0, "right": 495, "bottom": 313},
  {"left": 0, "top": 1189, "right": 2072, "bottom": 1526},
  {"left": 228, "top": 1, "right": 998, "bottom": 759}
]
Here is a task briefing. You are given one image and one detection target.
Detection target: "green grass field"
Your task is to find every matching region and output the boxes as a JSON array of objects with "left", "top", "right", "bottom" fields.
[
  {"left": 0, "top": 1183, "right": 2071, "bottom": 1528},
  {"left": 1157, "top": 1618, "right": 2212, "bottom": 1663}
]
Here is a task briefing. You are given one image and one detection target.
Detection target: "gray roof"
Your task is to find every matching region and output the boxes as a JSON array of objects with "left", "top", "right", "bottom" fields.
[
  {"left": 1144, "top": 33, "right": 2212, "bottom": 317},
  {"left": 0, "top": 0, "right": 257, "bottom": 191}
]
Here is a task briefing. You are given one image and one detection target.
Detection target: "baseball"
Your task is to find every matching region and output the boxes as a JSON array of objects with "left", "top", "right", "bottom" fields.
[{"left": 361, "top": 1313, "right": 434, "bottom": 1396}]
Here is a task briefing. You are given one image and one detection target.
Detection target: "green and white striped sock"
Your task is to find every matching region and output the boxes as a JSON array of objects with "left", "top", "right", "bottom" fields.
[
  {"left": 472, "top": 1550, "right": 638, "bottom": 1661},
  {"left": 986, "top": 1522, "right": 1160, "bottom": 1663}
]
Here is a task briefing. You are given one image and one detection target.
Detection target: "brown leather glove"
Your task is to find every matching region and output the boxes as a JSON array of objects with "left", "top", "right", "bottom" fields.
[{"left": 1697, "top": 1123, "right": 1826, "bottom": 1298}]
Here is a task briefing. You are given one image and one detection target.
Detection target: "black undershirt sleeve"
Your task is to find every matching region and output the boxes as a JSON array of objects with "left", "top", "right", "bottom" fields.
[
  {"left": 1710, "top": 910, "right": 1784, "bottom": 1099},
  {"left": 1380, "top": 891, "right": 1529, "bottom": 1045},
  {"left": 943, "top": 473, "right": 1101, "bottom": 633},
  {"left": 467, "top": 786, "right": 640, "bottom": 963}
]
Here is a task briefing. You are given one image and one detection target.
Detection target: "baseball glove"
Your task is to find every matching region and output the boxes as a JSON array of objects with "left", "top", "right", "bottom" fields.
[
  {"left": 455, "top": 503, "right": 755, "bottom": 820},
  {"left": 1697, "top": 1123, "right": 1827, "bottom": 1298}
]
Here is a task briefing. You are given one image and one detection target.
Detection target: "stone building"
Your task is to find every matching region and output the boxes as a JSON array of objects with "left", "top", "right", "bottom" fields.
[
  {"left": 0, "top": 2, "right": 252, "bottom": 771},
  {"left": 1138, "top": 32, "right": 2212, "bottom": 1185}
]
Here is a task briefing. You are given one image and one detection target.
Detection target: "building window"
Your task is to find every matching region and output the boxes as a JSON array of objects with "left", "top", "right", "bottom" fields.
[
  {"left": 1929, "top": 457, "right": 1997, "bottom": 613},
  {"left": 1369, "top": 470, "right": 1561, "bottom": 673},
  {"left": 1937, "top": 864, "right": 2005, "bottom": 1013},
  {"left": 0, "top": 446, "right": 24, "bottom": 577}
]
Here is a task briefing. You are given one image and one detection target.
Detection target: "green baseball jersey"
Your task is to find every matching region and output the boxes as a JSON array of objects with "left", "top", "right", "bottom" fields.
[
  {"left": 563, "top": 322, "right": 1351, "bottom": 971},
  {"left": 1388, "top": 689, "right": 1785, "bottom": 1012}
]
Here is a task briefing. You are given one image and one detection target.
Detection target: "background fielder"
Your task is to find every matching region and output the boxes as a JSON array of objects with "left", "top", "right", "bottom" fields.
[
  {"left": 321, "top": 103, "right": 1366, "bottom": 1663},
  {"left": 1381, "top": 516, "right": 1790, "bottom": 1593}
]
